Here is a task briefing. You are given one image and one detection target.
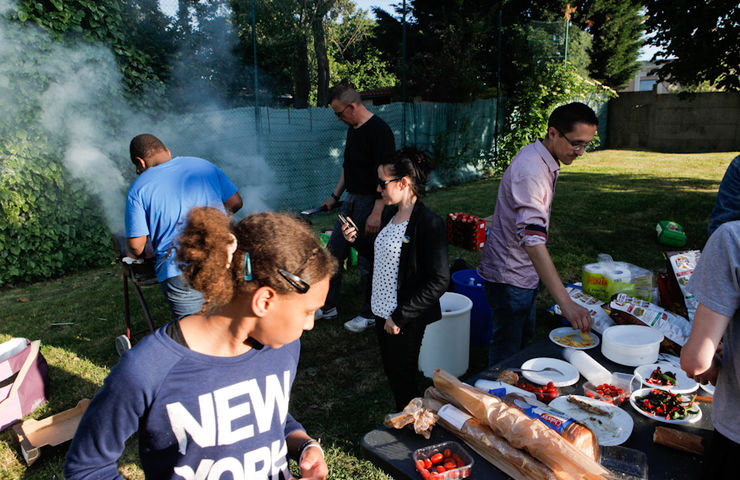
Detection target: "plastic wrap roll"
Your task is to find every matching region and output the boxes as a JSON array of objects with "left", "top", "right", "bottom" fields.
[{"left": 563, "top": 348, "right": 612, "bottom": 386}]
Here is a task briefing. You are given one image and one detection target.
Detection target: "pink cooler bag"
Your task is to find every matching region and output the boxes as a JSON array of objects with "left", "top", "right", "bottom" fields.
[{"left": 0, "top": 338, "right": 50, "bottom": 431}]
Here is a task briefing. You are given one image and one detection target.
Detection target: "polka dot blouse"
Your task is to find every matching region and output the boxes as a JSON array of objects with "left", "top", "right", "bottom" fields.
[{"left": 371, "top": 216, "right": 409, "bottom": 319}]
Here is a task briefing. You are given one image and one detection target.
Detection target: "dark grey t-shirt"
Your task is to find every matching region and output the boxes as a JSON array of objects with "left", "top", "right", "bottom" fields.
[{"left": 688, "top": 220, "right": 740, "bottom": 442}]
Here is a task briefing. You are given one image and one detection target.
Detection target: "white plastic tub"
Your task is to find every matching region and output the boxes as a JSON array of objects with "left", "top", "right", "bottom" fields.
[
  {"left": 601, "top": 325, "right": 663, "bottom": 366},
  {"left": 418, "top": 292, "right": 472, "bottom": 378}
]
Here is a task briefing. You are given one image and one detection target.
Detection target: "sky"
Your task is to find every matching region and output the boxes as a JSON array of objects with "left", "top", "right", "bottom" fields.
[{"left": 354, "top": 0, "right": 397, "bottom": 17}]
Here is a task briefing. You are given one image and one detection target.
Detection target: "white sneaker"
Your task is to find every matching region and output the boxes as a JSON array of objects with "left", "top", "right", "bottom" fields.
[
  {"left": 344, "top": 315, "right": 375, "bottom": 333},
  {"left": 314, "top": 307, "right": 338, "bottom": 320}
]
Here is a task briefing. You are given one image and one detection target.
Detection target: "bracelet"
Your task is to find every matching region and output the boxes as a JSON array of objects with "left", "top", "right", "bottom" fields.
[
  {"left": 331, "top": 192, "right": 340, "bottom": 201},
  {"left": 298, "top": 438, "right": 324, "bottom": 463}
]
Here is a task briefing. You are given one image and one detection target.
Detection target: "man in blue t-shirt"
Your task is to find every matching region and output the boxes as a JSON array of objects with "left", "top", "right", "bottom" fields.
[{"left": 125, "top": 134, "right": 243, "bottom": 318}]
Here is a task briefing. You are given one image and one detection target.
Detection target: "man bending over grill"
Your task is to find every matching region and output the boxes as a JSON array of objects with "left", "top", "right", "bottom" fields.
[{"left": 125, "top": 134, "right": 243, "bottom": 318}]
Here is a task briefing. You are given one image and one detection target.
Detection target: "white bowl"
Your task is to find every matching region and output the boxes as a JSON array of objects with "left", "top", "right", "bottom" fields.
[{"left": 601, "top": 325, "right": 663, "bottom": 366}]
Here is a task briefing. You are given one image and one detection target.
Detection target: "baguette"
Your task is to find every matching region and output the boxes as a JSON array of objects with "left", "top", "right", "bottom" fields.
[
  {"left": 423, "top": 389, "right": 558, "bottom": 480},
  {"left": 653, "top": 426, "right": 705, "bottom": 455},
  {"left": 433, "top": 369, "right": 608, "bottom": 480}
]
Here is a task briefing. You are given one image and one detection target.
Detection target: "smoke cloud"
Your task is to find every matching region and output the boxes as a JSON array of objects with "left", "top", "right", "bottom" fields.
[{"left": 0, "top": 0, "right": 274, "bottom": 235}]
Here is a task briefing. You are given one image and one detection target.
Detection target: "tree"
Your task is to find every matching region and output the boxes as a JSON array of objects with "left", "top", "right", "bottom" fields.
[
  {"left": 574, "top": 0, "right": 643, "bottom": 89},
  {"left": 326, "top": 1, "right": 397, "bottom": 92},
  {"left": 643, "top": 0, "right": 739, "bottom": 91},
  {"left": 9, "top": 0, "right": 172, "bottom": 107},
  {"left": 231, "top": 0, "right": 338, "bottom": 107}
]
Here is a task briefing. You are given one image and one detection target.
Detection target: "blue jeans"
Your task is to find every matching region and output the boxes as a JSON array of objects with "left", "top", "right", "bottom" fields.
[
  {"left": 324, "top": 193, "right": 375, "bottom": 318},
  {"left": 709, "top": 154, "right": 740, "bottom": 236},
  {"left": 484, "top": 282, "right": 538, "bottom": 366},
  {"left": 160, "top": 274, "right": 204, "bottom": 320}
]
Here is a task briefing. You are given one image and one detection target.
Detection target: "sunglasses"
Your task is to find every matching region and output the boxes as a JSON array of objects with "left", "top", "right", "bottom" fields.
[{"left": 377, "top": 177, "right": 402, "bottom": 190}]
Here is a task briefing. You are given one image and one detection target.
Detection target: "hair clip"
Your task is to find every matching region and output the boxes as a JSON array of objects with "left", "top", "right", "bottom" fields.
[{"left": 243, "top": 252, "right": 253, "bottom": 281}]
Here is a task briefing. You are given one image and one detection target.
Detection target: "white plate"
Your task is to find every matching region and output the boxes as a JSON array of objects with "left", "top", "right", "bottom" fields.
[
  {"left": 549, "top": 395, "right": 633, "bottom": 446},
  {"left": 633, "top": 363, "right": 699, "bottom": 394},
  {"left": 629, "top": 388, "right": 702, "bottom": 425},
  {"left": 521, "top": 358, "right": 579, "bottom": 387},
  {"left": 549, "top": 327, "right": 600, "bottom": 350},
  {"left": 700, "top": 383, "right": 715, "bottom": 395}
]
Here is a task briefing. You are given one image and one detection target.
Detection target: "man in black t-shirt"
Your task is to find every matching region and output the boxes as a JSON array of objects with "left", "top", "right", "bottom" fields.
[{"left": 318, "top": 84, "right": 396, "bottom": 333}]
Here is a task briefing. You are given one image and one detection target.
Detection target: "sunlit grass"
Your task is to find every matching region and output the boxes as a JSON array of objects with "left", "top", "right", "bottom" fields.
[{"left": 0, "top": 149, "right": 736, "bottom": 479}]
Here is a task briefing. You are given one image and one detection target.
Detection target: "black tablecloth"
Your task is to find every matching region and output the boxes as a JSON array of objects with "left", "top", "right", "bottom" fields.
[{"left": 361, "top": 338, "right": 711, "bottom": 479}]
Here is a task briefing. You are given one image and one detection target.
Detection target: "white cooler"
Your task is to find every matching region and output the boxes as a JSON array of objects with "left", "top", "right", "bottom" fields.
[{"left": 418, "top": 292, "right": 472, "bottom": 378}]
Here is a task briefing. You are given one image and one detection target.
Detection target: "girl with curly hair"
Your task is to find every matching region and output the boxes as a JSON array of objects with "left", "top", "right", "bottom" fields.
[{"left": 66, "top": 208, "right": 337, "bottom": 480}]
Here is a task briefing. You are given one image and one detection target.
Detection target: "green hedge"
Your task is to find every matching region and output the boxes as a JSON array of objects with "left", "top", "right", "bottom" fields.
[{"left": 0, "top": 133, "right": 111, "bottom": 285}]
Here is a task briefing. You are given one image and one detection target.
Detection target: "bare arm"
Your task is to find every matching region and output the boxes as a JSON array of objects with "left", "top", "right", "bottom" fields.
[
  {"left": 681, "top": 303, "right": 729, "bottom": 383},
  {"left": 365, "top": 198, "right": 385, "bottom": 235},
  {"left": 224, "top": 192, "right": 243, "bottom": 214},
  {"left": 524, "top": 243, "right": 592, "bottom": 331},
  {"left": 126, "top": 236, "right": 147, "bottom": 259},
  {"left": 286, "top": 431, "right": 327, "bottom": 480},
  {"left": 320, "top": 170, "right": 345, "bottom": 211}
]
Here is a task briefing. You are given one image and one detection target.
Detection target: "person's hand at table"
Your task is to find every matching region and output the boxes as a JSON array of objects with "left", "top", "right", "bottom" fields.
[
  {"left": 559, "top": 299, "right": 592, "bottom": 332},
  {"left": 298, "top": 445, "right": 328, "bottom": 480},
  {"left": 384, "top": 317, "right": 400, "bottom": 335},
  {"left": 689, "top": 353, "right": 721, "bottom": 385}
]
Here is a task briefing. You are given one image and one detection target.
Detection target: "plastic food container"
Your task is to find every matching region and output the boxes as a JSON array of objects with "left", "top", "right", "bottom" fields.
[
  {"left": 582, "top": 372, "right": 637, "bottom": 406},
  {"left": 413, "top": 440, "right": 473, "bottom": 479},
  {"left": 601, "top": 325, "right": 663, "bottom": 366},
  {"left": 599, "top": 445, "right": 648, "bottom": 479}
]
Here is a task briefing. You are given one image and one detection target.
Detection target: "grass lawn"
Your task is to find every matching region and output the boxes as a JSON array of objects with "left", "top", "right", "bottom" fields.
[{"left": 1, "top": 149, "right": 737, "bottom": 479}]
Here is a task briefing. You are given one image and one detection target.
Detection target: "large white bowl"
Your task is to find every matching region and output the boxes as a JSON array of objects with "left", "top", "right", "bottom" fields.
[{"left": 601, "top": 325, "right": 663, "bottom": 366}]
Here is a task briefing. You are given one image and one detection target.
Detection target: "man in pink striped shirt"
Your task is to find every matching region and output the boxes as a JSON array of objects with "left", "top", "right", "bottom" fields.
[{"left": 478, "top": 103, "right": 598, "bottom": 365}]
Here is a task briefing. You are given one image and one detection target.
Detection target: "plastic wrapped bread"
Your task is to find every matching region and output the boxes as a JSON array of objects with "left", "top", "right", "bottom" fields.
[
  {"left": 433, "top": 369, "right": 608, "bottom": 480},
  {"left": 422, "top": 391, "right": 559, "bottom": 480}
]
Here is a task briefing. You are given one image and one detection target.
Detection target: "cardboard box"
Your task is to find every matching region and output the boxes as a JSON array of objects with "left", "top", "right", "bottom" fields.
[{"left": 13, "top": 399, "right": 89, "bottom": 465}]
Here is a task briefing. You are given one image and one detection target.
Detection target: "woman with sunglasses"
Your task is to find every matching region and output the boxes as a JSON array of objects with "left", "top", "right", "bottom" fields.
[
  {"left": 341, "top": 147, "right": 449, "bottom": 411},
  {"left": 65, "top": 208, "right": 336, "bottom": 480}
]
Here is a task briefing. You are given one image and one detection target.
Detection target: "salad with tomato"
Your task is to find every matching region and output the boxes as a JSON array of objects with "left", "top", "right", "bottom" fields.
[
  {"left": 646, "top": 366, "right": 678, "bottom": 386},
  {"left": 634, "top": 388, "right": 699, "bottom": 421}
]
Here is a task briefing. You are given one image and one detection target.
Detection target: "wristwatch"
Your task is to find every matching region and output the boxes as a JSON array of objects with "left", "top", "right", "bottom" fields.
[{"left": 331, "top": 192, "right": 340, "bottom": 201}]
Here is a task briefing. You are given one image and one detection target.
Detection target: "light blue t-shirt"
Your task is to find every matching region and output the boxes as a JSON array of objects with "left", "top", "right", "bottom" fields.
[
  {"left": 688, "top": 221, "right": 740, "bottom": 443},
  {"left": 125, "top": 156, "right": 238, "bottom": 282}
]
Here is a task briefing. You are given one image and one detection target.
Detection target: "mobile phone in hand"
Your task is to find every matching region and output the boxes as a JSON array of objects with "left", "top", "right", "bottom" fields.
[{"left": 338, "top": 213, "right": 356, "bottom": 229}]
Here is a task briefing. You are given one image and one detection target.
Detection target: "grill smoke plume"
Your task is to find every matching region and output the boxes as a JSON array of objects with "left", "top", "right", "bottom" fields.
[{"left": 0, "top": 0, "right": 274, "bottom": 235}]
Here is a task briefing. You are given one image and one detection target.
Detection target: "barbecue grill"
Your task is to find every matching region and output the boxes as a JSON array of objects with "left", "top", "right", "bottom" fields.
[{"left": 111, "top": 235, "right": 159, "bottom": 355}]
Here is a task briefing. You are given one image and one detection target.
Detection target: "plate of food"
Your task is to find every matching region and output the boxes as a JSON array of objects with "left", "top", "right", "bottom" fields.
[
  {"left": 629, "top": 388, "right": 702, "bottom": 424},
  {"left": 634, "top": 363, "right": 699, "bottom": 394},
  {"left": 520, "top": 358, "right": 579, "bottom": 387},
  {"left": 549, "top": 395, "right": 633, "bottom": 446},
  {"left": 700, "top": 383, "right": 715, "bottom": 395},
  {"left": 549, "top": 327, "right": 599, "bottom": 350}
]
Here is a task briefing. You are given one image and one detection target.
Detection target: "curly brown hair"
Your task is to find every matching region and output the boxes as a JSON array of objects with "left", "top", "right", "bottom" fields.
[{"left": 177, "top": 207, "right": 337, "bottom": 310}]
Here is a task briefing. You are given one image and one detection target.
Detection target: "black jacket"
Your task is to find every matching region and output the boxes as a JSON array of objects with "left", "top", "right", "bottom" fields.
[{"left": 353, "top": 200, "right": 449, "bottom": 329}]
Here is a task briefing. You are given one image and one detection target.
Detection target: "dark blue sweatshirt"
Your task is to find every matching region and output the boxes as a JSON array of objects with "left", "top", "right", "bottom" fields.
[{"left": 64, "top": 326, "right": 304, "bottom": 479}]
